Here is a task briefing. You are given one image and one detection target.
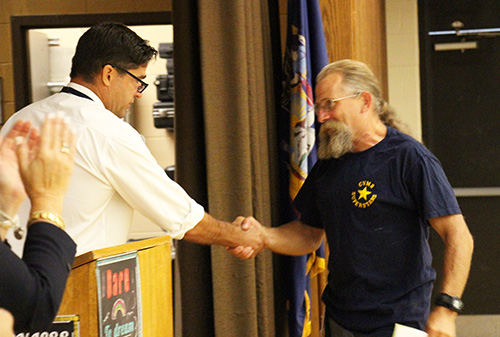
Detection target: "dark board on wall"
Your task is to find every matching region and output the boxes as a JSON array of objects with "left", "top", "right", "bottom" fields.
[
  {"left": 422, "top": 0, "right": 500, "bottom": 31},
  {"left": 419, "top": 0, "right": 500, "bottom": 314}
]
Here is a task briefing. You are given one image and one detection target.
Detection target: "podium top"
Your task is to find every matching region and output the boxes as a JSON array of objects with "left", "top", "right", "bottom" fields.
[{"left": 73, "top": 236, "right": 172, "bottom": 269}]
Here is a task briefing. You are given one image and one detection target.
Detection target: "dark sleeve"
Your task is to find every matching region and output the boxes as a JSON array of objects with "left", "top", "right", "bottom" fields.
[
  {"left": 407, "top": 153, "right": 461, "bottom": 220},
  {"left": 293, "top": 161, "right": 324, "bottom": 228},
  {"left": 0, "top": 222, "right": 76, "bottom": 333}
]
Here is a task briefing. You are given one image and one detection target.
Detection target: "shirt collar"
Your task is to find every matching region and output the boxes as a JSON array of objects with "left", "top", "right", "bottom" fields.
[{"left": 67, "top": 82, "right": 106, "bottom": 109}]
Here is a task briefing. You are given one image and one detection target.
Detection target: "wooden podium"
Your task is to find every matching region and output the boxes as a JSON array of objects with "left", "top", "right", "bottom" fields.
[{"left": 55, "top": 236, "right": 173, "bottom": 337}]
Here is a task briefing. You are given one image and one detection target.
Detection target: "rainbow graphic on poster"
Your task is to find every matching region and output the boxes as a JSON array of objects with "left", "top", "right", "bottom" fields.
[{"left": 112, "top": 299, "right": 127, "bottom": 320}]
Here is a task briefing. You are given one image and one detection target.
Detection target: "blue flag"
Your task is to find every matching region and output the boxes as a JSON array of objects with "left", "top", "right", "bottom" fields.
[{"left": 278, "top": 0, "right": 328, "bottom": 336}]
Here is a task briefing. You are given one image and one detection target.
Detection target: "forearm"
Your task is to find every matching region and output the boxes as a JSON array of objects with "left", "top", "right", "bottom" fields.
[
  {"left": 262, "top": 220, "right": 325, "bottom": 256},
  {"left": 183, "top": 212, "right": 250, "bottom": 247},
  {"left": 0, "top": 198, "right": 23, "bottom": 218},
  {"left": 183, "top": 213, "right": 228, "bottom": 245},
  {"left": 426, "top": 215, "right": 473, "bottom": 336},
  {"left": 29, "top": 195, "right": 64, "bottom": 215},
  {"left": 439, "top": 218, "right": 474, "bottom": 297}
]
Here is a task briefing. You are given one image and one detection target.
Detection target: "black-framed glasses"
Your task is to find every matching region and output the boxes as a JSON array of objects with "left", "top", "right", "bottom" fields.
[
  {"left": 109, "top": 64, "right": 148, "bottom": 93},
  {"left": 314, "top": 93, "right": 361, "bottom": 115}
]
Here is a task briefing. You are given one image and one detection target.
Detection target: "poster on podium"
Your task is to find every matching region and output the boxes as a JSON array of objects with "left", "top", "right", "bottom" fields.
[{"left": 96, "top": 252, "right": 142, "bottom": 337}]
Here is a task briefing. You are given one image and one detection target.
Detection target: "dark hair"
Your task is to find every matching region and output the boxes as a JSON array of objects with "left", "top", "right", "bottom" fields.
[{"left": 70, "top": 22, "right": 158, "bottom": 83}]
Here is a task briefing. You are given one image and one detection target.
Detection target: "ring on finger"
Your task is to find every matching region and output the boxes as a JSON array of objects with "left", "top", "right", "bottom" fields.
[{"left": 60, "top": 142, "right": 70, "bottom": 154}]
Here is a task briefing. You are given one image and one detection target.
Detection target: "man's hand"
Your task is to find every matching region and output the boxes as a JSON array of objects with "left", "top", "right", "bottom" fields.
[
  {"left": 426, "top": 306, "right": 457, "bottom": 337},
  {"left": 226, "top": 216, "right": 267, "bottom": 259}
]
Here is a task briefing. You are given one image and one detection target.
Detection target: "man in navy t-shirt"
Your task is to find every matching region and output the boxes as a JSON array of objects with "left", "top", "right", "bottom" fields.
[{"left": 232, "top": 60, "right": 473, "bottom": 337}]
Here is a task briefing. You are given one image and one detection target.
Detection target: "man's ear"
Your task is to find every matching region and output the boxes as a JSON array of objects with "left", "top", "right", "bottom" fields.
[
  {"left": 360, "top": 91, "right": 373, "bottom": 113},
  {"left": 101, "top": 64, "right": 114, "bottom": 87}
]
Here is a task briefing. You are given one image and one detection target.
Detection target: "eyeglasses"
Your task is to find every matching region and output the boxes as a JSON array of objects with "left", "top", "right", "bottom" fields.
[
  {"left": 109, "top": 64, "right": 149, "bottom": 93},
  {"left": 314, "top": 93, "right": 361, "bottom": 115}
]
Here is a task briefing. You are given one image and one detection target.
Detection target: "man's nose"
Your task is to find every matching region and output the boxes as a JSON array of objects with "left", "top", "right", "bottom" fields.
[{"left": 316, "top": 109, "right": 331, "bottom": 123}]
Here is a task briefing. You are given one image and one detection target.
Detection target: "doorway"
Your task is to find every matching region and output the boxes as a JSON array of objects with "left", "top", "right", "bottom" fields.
[
  {"left": 11, "top": 12, "right": 171, "bottom": 110},
  {"left": 419, "top": 0, "right": 500, "bottom": 315}
]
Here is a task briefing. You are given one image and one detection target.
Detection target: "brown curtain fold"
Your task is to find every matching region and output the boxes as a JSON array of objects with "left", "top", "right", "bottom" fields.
[
  {"left": 174, "top": 0, "right": 279, "bottom": 336},
  {"left": 173, "top": 0, "right": 214, "bottom": 336}
]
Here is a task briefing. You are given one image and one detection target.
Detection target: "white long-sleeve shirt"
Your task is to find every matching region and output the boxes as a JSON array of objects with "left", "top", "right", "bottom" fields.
[{"left": 2, "top": 83, "right": 204, "bottom": 255}]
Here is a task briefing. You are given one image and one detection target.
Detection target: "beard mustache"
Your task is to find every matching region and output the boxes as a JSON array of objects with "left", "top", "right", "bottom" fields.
[{"left": 317, "top": 120, "right": 354, "bottom": 159}]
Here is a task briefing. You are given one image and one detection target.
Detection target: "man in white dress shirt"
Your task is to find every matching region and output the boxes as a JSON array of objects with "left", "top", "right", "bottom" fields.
[{"left": 2, "top": 22, "right": 263, "bottom": 257}]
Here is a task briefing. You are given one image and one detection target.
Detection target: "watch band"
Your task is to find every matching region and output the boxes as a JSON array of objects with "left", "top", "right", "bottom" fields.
[
  {"left": 435, "top": 293, "right": 464, "bottom": 313},
  {"left": 28, "top": 211, "right": 66, "bottom": 231}
]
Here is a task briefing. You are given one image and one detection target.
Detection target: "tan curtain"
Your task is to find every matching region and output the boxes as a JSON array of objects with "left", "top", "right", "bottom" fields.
[{"left": 173, "top": 0, "right": 279, "bottom": 336}]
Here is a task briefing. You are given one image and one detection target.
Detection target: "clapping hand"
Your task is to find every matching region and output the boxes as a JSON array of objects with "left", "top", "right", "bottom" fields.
[
  {"left": 16, "top": 114, "right": 76, "bottom": 214},
  {"left": 0, "top": 120, "right": 34, "bottom": 219}
]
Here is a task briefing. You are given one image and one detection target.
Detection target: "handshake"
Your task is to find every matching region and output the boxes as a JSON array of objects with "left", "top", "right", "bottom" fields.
[
  {"left": 184, "top": 193, "right": 324, "bottom": 258},
  {"left": 220, "top": 217, "right": 324, "bottom": 259},
  {"left": 226, "top": 216, "right": 268, "bottom": 259}
]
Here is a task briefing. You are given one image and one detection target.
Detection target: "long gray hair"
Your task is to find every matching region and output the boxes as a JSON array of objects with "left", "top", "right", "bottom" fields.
[{"left": 316, "top": 59, "right": 407, "bottom": 132}]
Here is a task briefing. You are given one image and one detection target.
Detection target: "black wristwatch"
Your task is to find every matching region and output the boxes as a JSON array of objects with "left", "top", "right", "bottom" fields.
[{"left": 435, "top": 293, "right": 464, "bottom": 313}]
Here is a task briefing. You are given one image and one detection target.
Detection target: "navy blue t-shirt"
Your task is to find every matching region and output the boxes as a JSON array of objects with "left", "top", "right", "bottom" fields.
[{"left": 294, "top": 126, "right": 461, "bottom": 335}]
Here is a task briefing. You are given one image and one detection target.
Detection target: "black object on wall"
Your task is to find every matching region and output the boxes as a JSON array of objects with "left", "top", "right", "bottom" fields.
[{"left": 153, "top": 42, "right": 175, "bottom": 130}]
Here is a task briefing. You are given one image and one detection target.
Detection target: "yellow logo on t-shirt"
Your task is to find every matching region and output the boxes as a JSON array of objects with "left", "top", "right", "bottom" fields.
[{"left": 351, "top": 180, "right": 377, "bottom": 208}]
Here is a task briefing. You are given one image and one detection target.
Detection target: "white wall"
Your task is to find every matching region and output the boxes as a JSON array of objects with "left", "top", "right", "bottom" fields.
[{"left": 385, "top": 0, "right": 422, "bottom": 141}]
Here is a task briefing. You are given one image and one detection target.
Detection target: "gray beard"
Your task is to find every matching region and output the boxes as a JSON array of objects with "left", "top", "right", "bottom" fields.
[{"left": 317, "top": 120, "right": 354, "bottom": 159}]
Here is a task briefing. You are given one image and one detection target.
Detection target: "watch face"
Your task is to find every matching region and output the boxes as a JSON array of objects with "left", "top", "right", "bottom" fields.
[
  {"left": 452, "top": 298, "right": 464, "bottom": 310},
  {"left": 436, "top": 293, "right": 463, "bottom": 312}
]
